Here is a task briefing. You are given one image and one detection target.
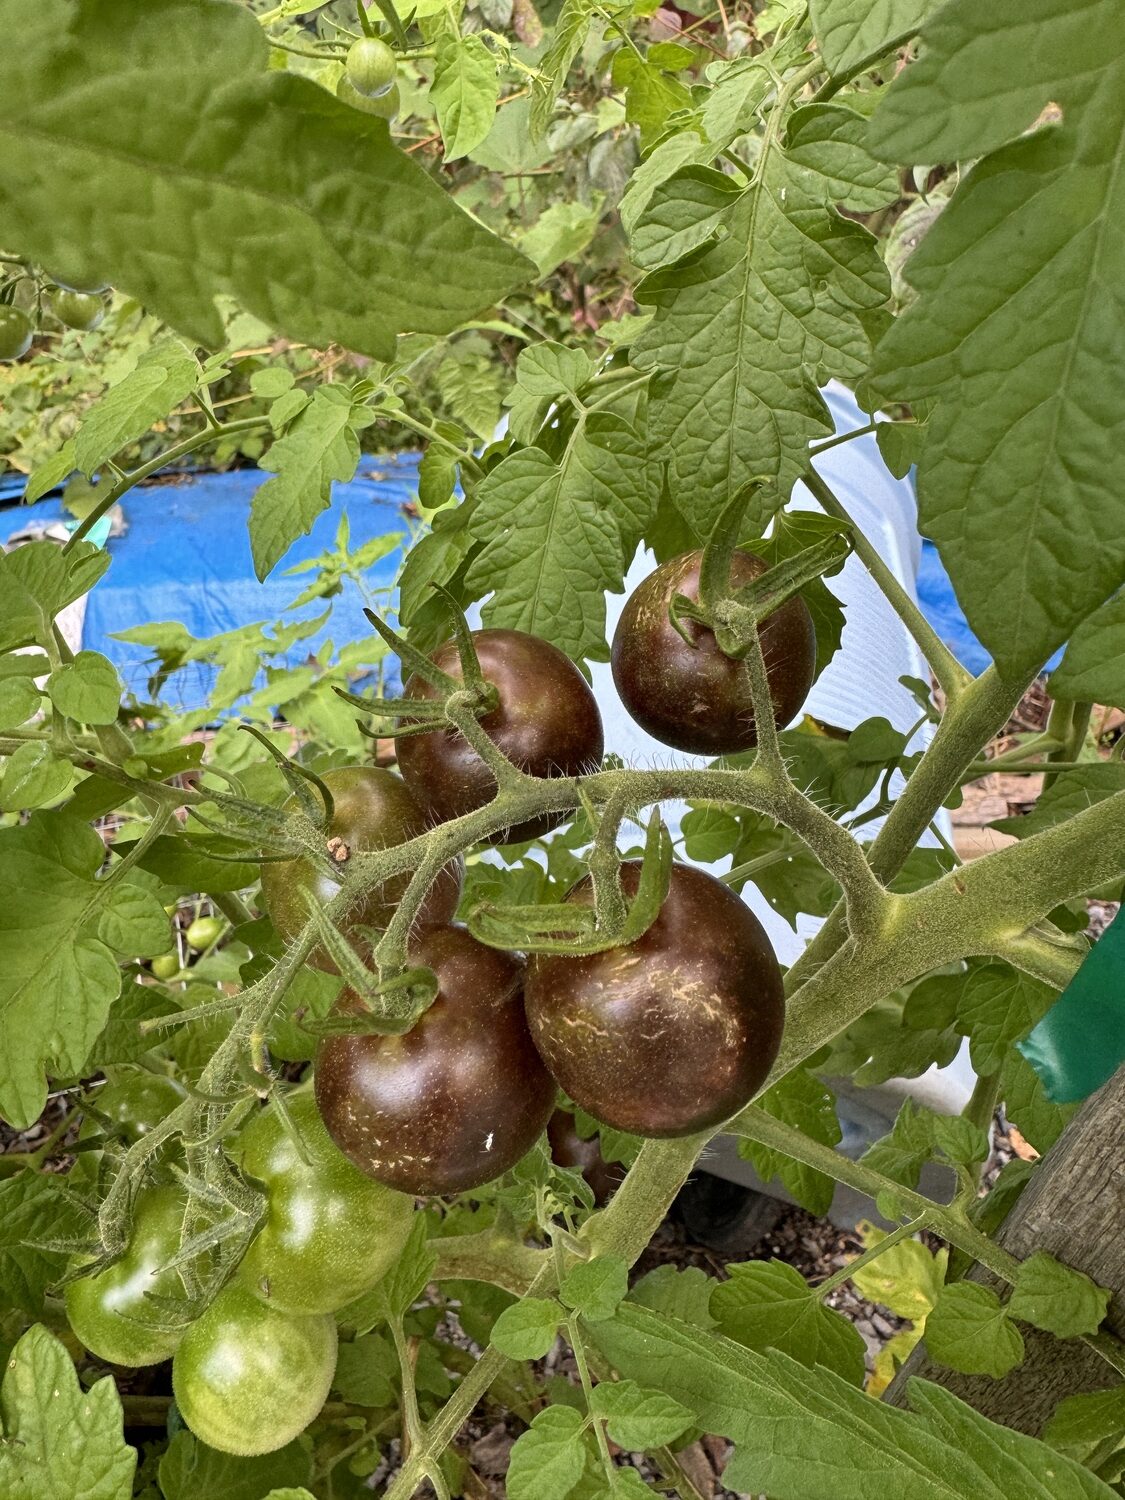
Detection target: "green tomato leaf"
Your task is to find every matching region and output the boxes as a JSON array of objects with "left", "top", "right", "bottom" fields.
[
  {"left": 1008, "top": 1252, "right": 1111, "bottom": 1340},
  {"left": 627, "top": 1264, "right": 718, "bottom": 1330},
  {"left": 1049, "top": 593, "right": 1125, "bottom": 709},
  {"left": 956, "top": 963, "right": 1057, "bottom": 1076},
  {"left": 923, "top": 1283, "right": 1025, "bottom": 1380},
  {"left": 710, "top": 1260, "right": 866, "bottom": 1385},
  {"left": 0, "top": 1175, "right": 90, "bottom": 1316},
  {"left": 736, "top": 1068, "right": 841, "bottom": 1216},
  {"left": 0, "top": 742, "right": 74, "bottom": 812},
  {"left": 82, "top": 980, "right": 179, "bottom": 1071},
  {"left": 72, "top": 340, "right": 199, "bottom": 477},
  {"left": 590, "top": 1301, "right": 1111, "bottom": 1499},
  {"left": 466, "top": 412, "right": 654, "bottom": 663},
  {"left": 0, "top": 0, "right": 530, "bottom": 360},
  {"left": 631, "top": 138, "right": 888, "bottom": 533},
  {"left": 506, "top": 1405, "right": 587, "bottom": 1500},
  {"left": 0, "top": 1325, "right": 135, "bottom": 1500},
  {"left": 619, "top": 131, "right": 711, "bottom": 239},
  {"left": 1044, "top": 1387, "right": 1125, "bottom": 1453},
  {"left": 96, "top": 879, "right": 172, "bottom": 960},
  {"left": 331, "top": 1332, "right": 398, "bottom": 1407},
  {"left": 589, "top": 1379, "right": 693, "bottom": 1449},
  {"left": 876, "top": 418, "right": 927, "bottom": 479},
  {"left": 0, "top": 677, "right": 41, "bottom": 731},
  {"left": 433, "top": 34, "right": 499, "bottom": 162},
  {"left": 991, "top": 764, "right": 1125, "bottom": 841},
  {"left": 867, "top": 0, "right": 1125, "bottom": 676},
  {"left": 530, "top": 0, "right": 599, "bottom": 139},
  {"left": 785, "top": 104, "right": 900, "bottom": 212},
  {"left": 46, "top": 650, "right": 123, "bottom": 725},
  {"left": 849, "top": 1228, "right": 947, "bottom": 1323},
  {"left": 0, "top": 541, "right": 109, "bottom": 652},
  {"left": 1001, "top": 1046, "right": 1076, "bottom": 1154},
  {"left": 371, "top": 1214, "right": 437, "bottom": 1322},
  {"left": 810, "top": 0, "right": 936, "bottom": 73},
  {"left": 491, "top": 1296, "right": 565, "bottom": 1358},
  {"left": 158, "top": 1431, "right": 312, "bottom": 1500},
  {"left": 859, "top": 1098, "right": 938, "bottom": 1190},
  {"left": 517, "top": 200, "right": 603, "bottom": 278},
  {"left": 561, "top": 1255, "right": 628, "bottom": 1323}
]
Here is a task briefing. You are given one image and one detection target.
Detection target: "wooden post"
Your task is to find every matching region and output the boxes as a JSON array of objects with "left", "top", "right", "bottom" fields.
[{"left": 885, "top": 1063, "right": 1125, "bottom": 1434}]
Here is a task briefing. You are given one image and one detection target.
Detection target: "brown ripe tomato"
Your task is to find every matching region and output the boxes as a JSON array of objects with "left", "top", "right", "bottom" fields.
[
  {"left": 314, "top": 924, "right": 555, "bottom": 1195},
  {"left": 259, "top": 766, "right": 461, "bottom": 972},
  {"left": 524, "top": 862, "right": 784, "bottom": 1137},
  {"left": 611, "top": 549, "right": 815, "bottom": 755},
  {"left": 394, "top": 629, "right": 604, "bottom": 843}
]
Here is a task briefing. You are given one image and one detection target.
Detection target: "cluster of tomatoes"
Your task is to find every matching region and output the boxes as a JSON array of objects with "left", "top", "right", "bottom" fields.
[
  {"left": 64, "top": 548, "right": 814, "bottom": 1455},
  {"left": 0, "top": 271, "right": 109, "bottom": 363}
]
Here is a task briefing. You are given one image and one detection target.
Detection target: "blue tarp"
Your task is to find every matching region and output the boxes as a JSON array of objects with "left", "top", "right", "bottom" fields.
[{"left": 1, "top": 459, "right": 1052, "bottom": 700}]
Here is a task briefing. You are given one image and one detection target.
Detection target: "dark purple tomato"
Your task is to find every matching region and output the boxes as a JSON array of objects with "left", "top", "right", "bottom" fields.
[
  {"left": 524, "top": 862, "right": 785, "bottom": 1137},
  {"left": 314, "top": 924, "right": 556, "bottom": 1195},
  {"left": 259, "top": 766, "right": 461, "bottom": 972},
  {"left": 394, "top": 629, "right": 604, "bottom": 844},
  {"left": 611, "top": 549, "right": 816, "bottom": 755}
]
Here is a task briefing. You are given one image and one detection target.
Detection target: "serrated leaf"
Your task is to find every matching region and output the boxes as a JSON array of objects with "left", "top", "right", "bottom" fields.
[
  {"left": 785, "top": 104, "right": 900, "bottom": 212},
  {"left": 931, "top": 1114, "right": 988, "bottom": 1170},
  {"left": 507, "top": 1406, "right": 587, "bottom": 1500},
  {"left": 25, "top": 440, "right": 78, "bottom": 504},
  {"left": 96, "top": 880, "right": 172, "bottom": 959},
  {"left": 619, "top": 132, "right": 711, "bottom": 239},
  {"left": 0, "top": 1325, "right": 135, "bottom": 1500},
  {"left": 466, "top": 411, "right": 654, "bottom": 662},
  {"left": 433, "top": 34, "right": 499, "bottom": 162},
  {"left": 956, "top": 963, "right": 1057, "bottom": 1076},
  {"left": 737, "top": 1069, "right": 841, "bottom": 1215},
  {"left": 590, "top": 1301, "right": 1112, "bottom": 1499},
  {"left": 701, "top": 58, "right": 771, "bottom": 148},
  {"left": 924, "top": 1283, "right": 1025, "bottom": 1379},
  {"left": 517, "top": 200, "right": 602, "bottom": 278},
  {"left": 0, "top": 542, "right": 109, "bottom": 652},
  {"left": 711, "top": 1260, "right": 866, "bottom": 1385},
  {"left": 332, "top": 1332, "right": 398, "bottom": 1407},
  {"left": 530, "top": 0, "right": 598, "bottom": 139},
  {"left": 0, "top": 0, "right": 531, "bottom": 361},
  {"left": 628, "top": 1265, "right": 718, "bottom": 1329},
  {"left": 867, "top": 0, "right": 1125, "bottom": 676},
  {"left": 561, "top": 1255, "right": 628, "bottom": 1323},
  {"left": 991, "top": 764, "right": 1125, "bottom": 841},
  {"left": 0, "top": 1175, "right": 88, "bottom": 1316},
  {"left": 46, "top": 651, "right": 123, "bottom": 726},
  {"left": 810, "top": 0, "right": 935, "bottom": 73},
  {"left": 589, "top": 1380, "right": 692, "bottom": 1449},
  {"left": 1049, "top": 593, "right": 1125, "bottom": 709},
  {"left": 158, "top": 1431, "right": 312, "bottom": 1500},
  {"left": 0, "top": 742, "right": 74, "bottom": 812},
  {"left": 491, "top": 1297, "right": 564, "bottom": 1358},
  {"left": 850, "top": 1224, "right": 947, "bottom": 1323},
  {"left": 1001, "top": 1046, "right": 1076, "bottom": 1154},
  {"left": 632, "top": 165, "right": 743, "bottom": 271},
  {"left": 876, "top": 419, "right": 927, "bottom": 479},
  {"left": 859, "top": 1098, "right": 937, "bottom": 1189},
  {"left": 1045, "top": 1387, "right": 1125, "bottom": 1452},
  {"left": 250, "top": 387, "right": 362, "bottom": 580},
  {"left": 72, "top": 341, "right": 198, "bottom": 475},
  {"left": 632, "top": 130, "right": 889, "bottom": 531},
  {"left": 1008, "top": 1252, "right": 1110, "bottom": 1340}
]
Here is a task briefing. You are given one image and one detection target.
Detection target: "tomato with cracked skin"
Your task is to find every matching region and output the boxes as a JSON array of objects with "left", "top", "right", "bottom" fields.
[
  {"left": 259, "top": 765, "right": 462, "bottom": 972},
  {"left": 394, "top": 628, "right": 604, "bottom": 844},
  {"left": 611, "top": 549, "right": 816, "bottom": 755},
  {"left": 65, "top": 1186, "right": 191, "bottom": 1367},
  {"left": 172, "top": 1282, "right": 337, "bottom": 1456},
  {"left": 234, "top": 1091, "right": 414, "bottom": 1316},
  {"left": 315, "top": 924, "right": 556, "bottom": 1195},
  {"left": 524, "top": 862, "right": 785, "bottom": 1137}
]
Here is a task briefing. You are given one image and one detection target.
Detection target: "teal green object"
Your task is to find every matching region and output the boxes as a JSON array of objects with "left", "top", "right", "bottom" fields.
[
  {"left": 1019, "top": 906, "right": 1125, "bottom": 1103},
  {"left": 64, "top": 515, "right": 112, "bottom": 547}
]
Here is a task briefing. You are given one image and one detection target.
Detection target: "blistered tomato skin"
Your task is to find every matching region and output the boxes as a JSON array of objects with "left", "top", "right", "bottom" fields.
[
  {"left": 65, "top": 1187, "right": 190, "bottom": 1367},
  {"left": 235, "top": 1092, "right": 413, "bottom": 1316},
  {"left": 395, "top": 629, "right": 604, "bottom": 844},
  {"left": 524, "top": 862, "right": 785, "bottom": 1138},
  {"left": 315, "top": 924, "right": 556, "bottom": 1195},
  {"left": 259, "top": 765, "right": 462, "bottom": 972},
  {"left": 172, "top": 1283, "right": 337, "bottom": 1456},
  {"left": 611, "top": 549, "right": 816, "bottom": 755}
]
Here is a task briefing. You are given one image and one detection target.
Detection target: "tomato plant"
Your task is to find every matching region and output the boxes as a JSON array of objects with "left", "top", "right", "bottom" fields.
[
  {"left": 65, "top": 1187, "right": 189, "bottom": 1367},
  {"left": 0, "top": 1, "right": 1123, "bottom": 1497},
  {"left": 171, "top": 1282, "right": 337, "bottom": 1456},
  {"left": 395, "top": 628, "right": 605, "bottom": 843},
  {"left": 234, "top": 1091, "right": 414, "bottom": 1315},
  {"left": 259, "top": 765, "right": 462, "bottom": 970},
  {"left": 315, "top": 924, "right": 556, "bottom": 1194}
]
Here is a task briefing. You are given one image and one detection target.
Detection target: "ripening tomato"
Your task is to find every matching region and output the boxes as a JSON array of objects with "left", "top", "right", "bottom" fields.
[
  {"left": 394, "top": 629, "right": 604, "bottom": 844},
  {"left": 234, "top": 1092, "right": 413, "bottom": 1316},
  {"left": 172, "top": 1282, "right": 337, "bottom": 1456},
  {"left": 65, "top": 1186, "right": 190, "bottom": 1367},
  {"left": 611, "top": 549, "right": 816, "bottom": 754},
  {"left": 525, "top": 862, "right": 785, "bottom": 1137},
  {"left": 259, "top": 766, "right": 462, "bottom": 972},
  {"left": 315, "top": 924, "right": 556, "bottom": 1195}
]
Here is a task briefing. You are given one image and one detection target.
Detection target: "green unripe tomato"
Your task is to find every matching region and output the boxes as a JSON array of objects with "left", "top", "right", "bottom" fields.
[
  {"left": 65, "top": 1187, "right": 190, "bottom": 1367},
  {"left": 346, "top": 36, "right": 397, "bottom": 97},
  {"left": 173, "top": 1283, "right": 337, "bottom": 1456},
  {"left": 46, "top": 268, "right": 110, "bottom": 295},
  {"left": 82, "top": 1073, "right": 188, "bottom": 1146},
  {"left": 336, "top": 74, "right": 400, "bottom": 120},
  {"left": 151, "top": 951, "right": 181, "bottom": 980},
  {"left": 185, "top": 914, "right": 223, "bottom": 952},
  {"left": 234, "top": 1092, "right": 412, "bottom": 1316},
  {"left": 52, "top": 290, "right": 104, "bottom": 331},
  {"left": 0, "top": 307, "right": 33, "bottom": 362}
]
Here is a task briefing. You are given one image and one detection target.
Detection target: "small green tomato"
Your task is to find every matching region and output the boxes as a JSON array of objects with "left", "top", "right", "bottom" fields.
[
  {"left": 346, "top": 35, "right": 397, "bottom": 98},
  {"left": 0, "top": 307, "right": 33, "bottom": 362},
  {"left": 185, "top": 914, "right": 223, "bottom": 951},
  {"left": 52, "top": 290, "right": 105, "bottom": 331},
  {"left": 151, "top": 952, "right": 181, "bottom": 980}
]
